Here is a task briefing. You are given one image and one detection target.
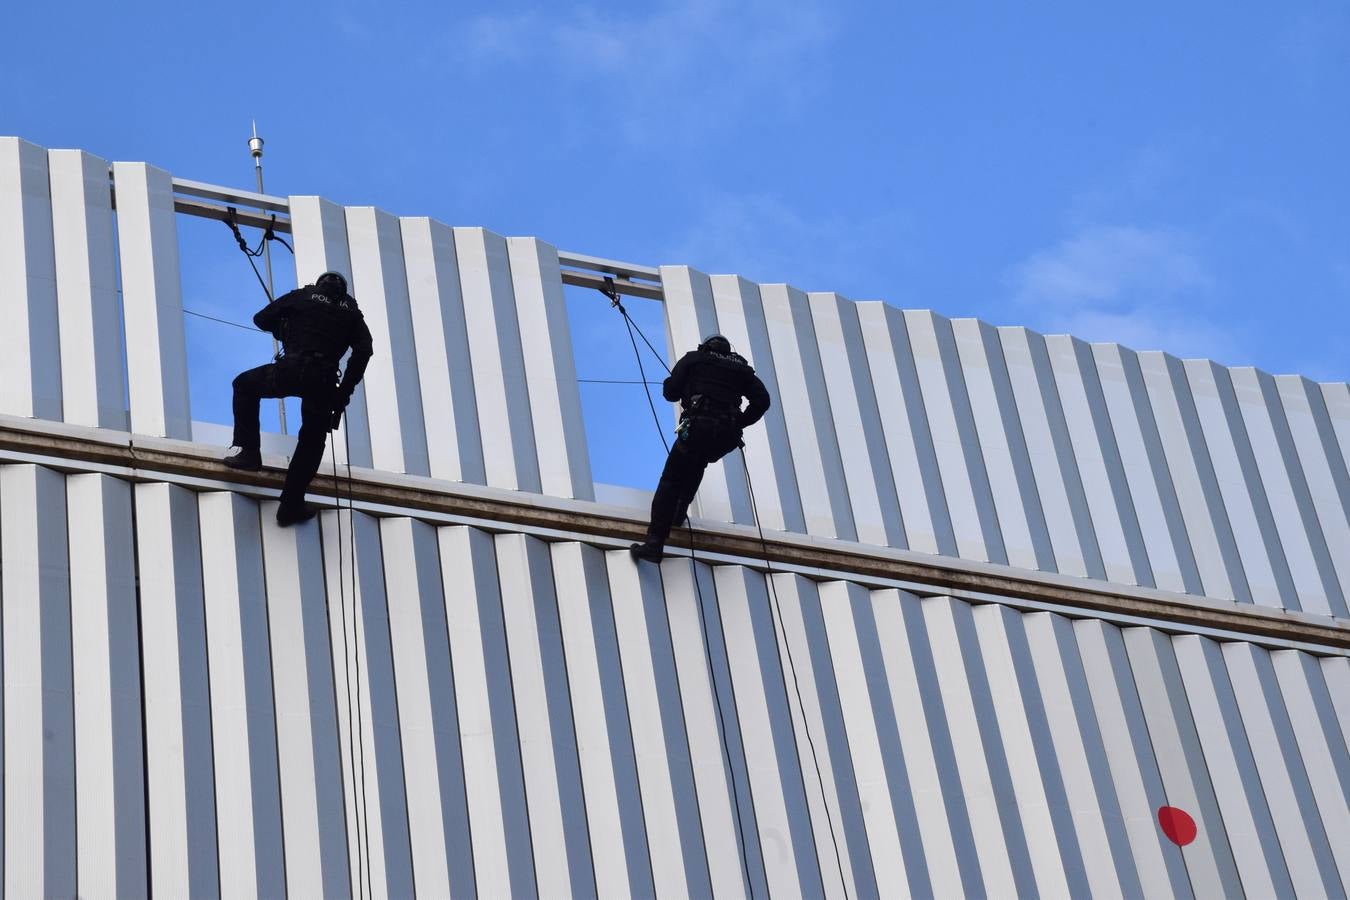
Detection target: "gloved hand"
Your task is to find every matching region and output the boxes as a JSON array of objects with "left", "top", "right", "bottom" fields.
[{"left": 329, "top": 395, "right": 349, "bottom": 431}]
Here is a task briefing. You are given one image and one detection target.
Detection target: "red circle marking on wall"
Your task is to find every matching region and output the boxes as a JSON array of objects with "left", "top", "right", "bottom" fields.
[{"left": 1158, "top": 806, "right": 1197, "bottom": 846}]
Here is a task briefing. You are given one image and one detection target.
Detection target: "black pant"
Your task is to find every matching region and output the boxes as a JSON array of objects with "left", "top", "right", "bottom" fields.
[
  {"left": 645, "top": 416, "right": 743, "bottom": 546},
  {"left": 232, "top": 356, "right": 337, "bottom": 512}
]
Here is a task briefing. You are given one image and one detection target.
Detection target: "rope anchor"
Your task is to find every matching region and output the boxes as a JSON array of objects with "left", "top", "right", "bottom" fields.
[{"left": 223, "top": 206, "right": 293, "bottom": 303}]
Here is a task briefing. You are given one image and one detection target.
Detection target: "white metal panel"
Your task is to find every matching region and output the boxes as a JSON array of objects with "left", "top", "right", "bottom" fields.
[
  {"left": 1277, "top": 375, "right": 1350, "bottom": 614},
  {"left": 856, "top": 302, "right": 955, "bottom": 556},
  {"left": 919, "top": 595, "right": 1034, "bottom": 897},
  {"left": 1223, "top": 642, "right": 1344, "bottom": 898},
  {"left": 660, "top": 266, "right": 751, "bottom": 524},
  {"left": 1090, "top": 344, "right": 1196, "bottom": 594},
  {"left": 712, "top": 566, "right": 824, "bottom": 898},
  {"left": 809, "top": 292, "right": 906, "bottom": 548},
  {"left": 1072, "top": 620, "right": 1191, "bottom": 898},
  {"left": 817, "top": 582, "right": 912, "bottom": 896},
  {"left": 865, "top": 585, "right": 972, "bottom": 897},
  {"left": 1326, "top": 656, "right": 1350, "bottom": 751},
  {"left": 660, "top": 557, "right": 763, "bottom": 899},
  {"left": 112, "top": 162, "right": 191, "bottom": 439},
  {"left": 0, "top": 138, "right": 62, "bottom": 420},
  {"left": 1045, "top": 335, "right": 1152, "bottom": 587},
  {"left": 1122, "top": 626, "right": 1244, "bottom": 897},
  {"left": 495, "top": 533, "right": 594, "bottom": 896},
  {"left": 319, "top": 510, "right": 414, "bottom": 898},
  {"left": 904, "top": 310, "right": 1005, "bottom": 563},
  {"left": 951, "top": 319, "right": 1047, "bottom": 572},
  {"left": 709, "top": 275, "right": 805, "bottom": 533},
  {"left": 380, "top": 517, "right": 475, "bottom": 899},
  {"left": 1184, "top": 360, "right": 1292, "bottom": 609},
  {"left": 551, "top": 542, "right": 654, "bottom": 899},
  {"left": 1137, "top": 355, "right": 1247, "bottom": 606},
  {"left": 345, "top": 207, "right": 430, "bottom": 475},
  {"left": 259, "top": 503, "right": 351, "bottom": 897},
  {"left": 1231, "top": 367, "right": 1338, "bottom": 615},
  {"left": 400, "top": 217, "right": 485, "bottom": 484},
  {"left": 1171, "top": 635, "right": 1291, "bottom": 898},
  {"left": 436, "top": 525, "right": 536, "bottom": 897},
  {"left": 1271, "top": 649, "right": 1350, "bottom": 892},
  {"left": 970, "top": 604, "right": 1087, "bottom": 898},
  {"left": 66, "top": 473, "right": 146, "bottom": 898},
  {"left": 288, "top": 195, "right": 372, "bottom": 467},
  {"left": 134, "top": 482, "right": 218, "bottom": 898},
  {"left": 1322, "top": 382, "right": 1350, "bottom": 487},
  {"left": 453, "top": 227, "right": 542, "bottom": 493},
  {"left": 606, "top": 551, "right": 710, "bottom": 898},
  {"left": 48, "top": 149, "right": 126, "bottom": 429},
  {"left": 508, "top": 236, "right": 595, "bottom": 500},
  {"left": 1002, "top": 327, "right": 1107, "bottom": 579},
  {"left": 768, "top": 574, "right": 873, "bottom": 900},
  {"left": 759, "top": 283, "right": 855, "bottom": 539},
  {"left": 2, "top": 465, "right": 75, "bottom": 898},
  {"left": 198, "top": 492, "right": 285, "bottom": 898},
  {"left": 1022, "top": 612, "right": 1141, "bottom": 898}
]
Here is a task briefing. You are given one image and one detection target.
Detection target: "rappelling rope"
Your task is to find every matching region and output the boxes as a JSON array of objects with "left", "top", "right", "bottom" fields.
[
  {"left": 223, "top": 207, "right": 292, "bottom": 302},
  {"left": 329, "top": 423, "right": 374, "bottom": 900},
  {"left": 601, "top": 280, "right": 757, "bottom": 894},
  {"left": 738, "top": 449, "right": 849, "bottom": 897},
  {"left": 226, "top": 208, "right": 373, "bottom": 892},
  {"left": 602, "top": 280, "right": 849, "bottom": 897}
]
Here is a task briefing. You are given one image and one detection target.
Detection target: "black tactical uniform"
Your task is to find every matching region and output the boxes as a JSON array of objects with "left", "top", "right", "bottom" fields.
[
  {"left": 631, "top": 335, "right": 771, "bottom": 560},
  {"left": 224, "top": 272, "right": 374, "bottom": 526}
]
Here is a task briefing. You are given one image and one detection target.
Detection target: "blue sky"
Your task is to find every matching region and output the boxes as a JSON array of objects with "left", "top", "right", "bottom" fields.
[{"left": 5, "top": 1, "right": 1348, "bottom": 488}]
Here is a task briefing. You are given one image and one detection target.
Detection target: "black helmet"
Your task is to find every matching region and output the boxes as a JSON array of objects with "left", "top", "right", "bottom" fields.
[
  {"left": 699, "top": 334, "right": 732, "bottom": 355},
  {"left": 315, "top": 271, "right": 348, "bottom": 294}
]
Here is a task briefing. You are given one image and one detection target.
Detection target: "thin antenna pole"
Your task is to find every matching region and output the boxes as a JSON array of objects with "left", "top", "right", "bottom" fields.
[{"left": 250, "top": 120, "right": 287, "bottom": 434}]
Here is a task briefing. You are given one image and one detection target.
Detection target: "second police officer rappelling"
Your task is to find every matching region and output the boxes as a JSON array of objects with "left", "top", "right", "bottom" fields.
[{"left": 630, "top": 334, "right": 771, "bottom": 561}]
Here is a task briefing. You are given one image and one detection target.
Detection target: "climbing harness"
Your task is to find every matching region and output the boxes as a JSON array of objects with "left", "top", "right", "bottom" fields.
[{"left": 600, "top": 279, "right": 849, "bottom": 897}]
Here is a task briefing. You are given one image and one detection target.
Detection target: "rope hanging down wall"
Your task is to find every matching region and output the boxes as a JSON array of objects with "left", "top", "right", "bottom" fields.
[{"left": 599, "top": 279, "right": 849, "bottom": 897}]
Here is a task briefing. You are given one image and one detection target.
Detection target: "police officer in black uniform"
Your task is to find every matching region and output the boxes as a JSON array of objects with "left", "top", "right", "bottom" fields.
[
  {"left": 223, "top": 271, "right": 374, "bottom": 527},
  {"left": 631, "top": 334, "right": 771, "bottom": 561}
]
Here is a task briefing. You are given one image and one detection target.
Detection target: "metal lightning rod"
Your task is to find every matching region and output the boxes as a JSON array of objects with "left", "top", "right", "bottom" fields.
[{"left": 249, "top": 120, "right": 287, "bottom": 434}]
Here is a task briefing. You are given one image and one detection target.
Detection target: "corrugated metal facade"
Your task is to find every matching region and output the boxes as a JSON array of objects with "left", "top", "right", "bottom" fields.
[
  {"left": 3, "top": 463, "right": 1348, "bottom": 897},
  {"left": 1, "top": 136, "right": 1348, "bottom": 897}
]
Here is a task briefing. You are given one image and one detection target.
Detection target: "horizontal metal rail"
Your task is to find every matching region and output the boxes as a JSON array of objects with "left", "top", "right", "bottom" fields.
[
  {"left": 147, "top": 174, "right": 667, "bottom": 298},
  {"left": 172, "top": 196, "right": 291, "bottom": 233},
  {"left": 2, "top": 416, "right": 1346, "bottom": 655}
]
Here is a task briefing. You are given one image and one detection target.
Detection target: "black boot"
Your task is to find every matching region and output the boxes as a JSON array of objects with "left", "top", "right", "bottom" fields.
[
  {"left": 629, "top": 541, "right": 665, "bottom": 562},
  {"left": 223, "top": 448, "right": 262, "bottom": 471},
  {"left": 276, "top": 503, "right": 319, "bottom": 527}
]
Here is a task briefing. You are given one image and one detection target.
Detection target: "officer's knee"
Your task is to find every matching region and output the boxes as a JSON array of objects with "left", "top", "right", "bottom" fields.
[
  {"left": 296, "top": 418, "right": 328, "bottom": 445},
  {"left": 233, "top": 371, "right": 258, "bottom": 394}
]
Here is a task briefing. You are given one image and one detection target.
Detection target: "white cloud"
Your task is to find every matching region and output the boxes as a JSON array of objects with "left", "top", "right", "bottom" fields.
[
  {"left": 458, "top": 0, "right": 837, "bottom": 142},
  {"left": 1006, "top": 224, "right": 1241, "bottom": 362}
]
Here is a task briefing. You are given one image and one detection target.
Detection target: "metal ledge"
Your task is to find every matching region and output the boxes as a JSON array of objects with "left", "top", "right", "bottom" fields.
[{"left": 0, "top": 416, "right": 1345, "bottom": 654}]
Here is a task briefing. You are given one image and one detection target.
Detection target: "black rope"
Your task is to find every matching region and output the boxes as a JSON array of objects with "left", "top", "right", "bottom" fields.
[
  {"left": 184, "top": 309, "right": 257, "bottom": 332},
  {"left": 600, "top": 282, "right": 759, "bottom": 896},
  {"left": 222, "top": 208, "right": 295, "bottom": 302},
  {"left": 329, "top": 426, "right": 373, "bottom": 900},
  {"left": 577, "top": 378, "right": 664, "bottom": 385},
  {"left": 605, "top": 282, "right": 848, "bottom": 897},
  {"left": 347, "top": 427, "right": 375, "bottom": 900},
  {"left": 224, "top": 207, "right": 275, "bottom": 302},
  {"left": 738, "top": 451, "right": 849, "bottom": 898}
]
